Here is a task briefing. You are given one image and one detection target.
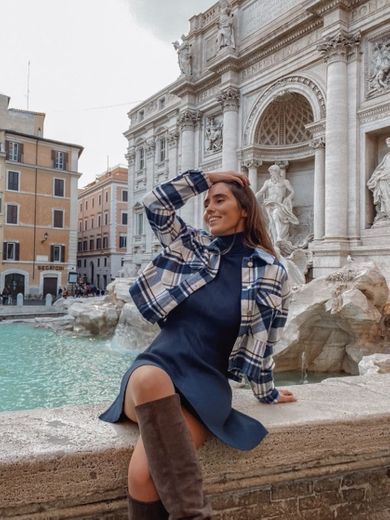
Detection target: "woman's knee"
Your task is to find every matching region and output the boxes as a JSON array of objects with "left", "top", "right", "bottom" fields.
[{"left": 128, "top": 366, "right": 175, "bottom": 405}]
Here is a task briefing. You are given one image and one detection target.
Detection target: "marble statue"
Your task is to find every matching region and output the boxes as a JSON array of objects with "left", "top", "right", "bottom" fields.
[
  {"left": 216, "top": 0, "right": 235, "bottom": 50},
  {"left": 172, "top": 35, "right": 192, "bottom": 76},
  {"left": 256, "top": 164, "right": 299, "bottom": 243},
  {"left": 205, "top": 117, "right": 223, "bottom": 152},
  {"left": 367, "top": 137, "right": 390, "bottom": 224},
  {"left": 369, "top": 41, "right": 390, "bottom": 92}
]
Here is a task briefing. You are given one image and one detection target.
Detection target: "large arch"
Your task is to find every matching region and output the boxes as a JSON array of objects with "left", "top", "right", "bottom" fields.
[{"left": 243, "top": 75, "right": 326, "bottom": 146}]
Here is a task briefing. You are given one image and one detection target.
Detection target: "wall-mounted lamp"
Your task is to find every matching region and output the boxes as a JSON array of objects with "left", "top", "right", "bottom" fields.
[{"left": 41, "top": 232, "right": 49, "bottom": 243}]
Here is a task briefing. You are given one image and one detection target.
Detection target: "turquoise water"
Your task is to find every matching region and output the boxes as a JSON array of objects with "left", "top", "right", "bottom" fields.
[
  {"left": 0, "top": 323, "right": 138, "bottom": 412},
  {"left": 0, "top": 322, "right": 346, "bottom": 413}
]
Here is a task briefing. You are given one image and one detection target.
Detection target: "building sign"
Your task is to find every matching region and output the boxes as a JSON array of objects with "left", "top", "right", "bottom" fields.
[{"left": 37, "top": 265, "right": 64, "bottom": 271}]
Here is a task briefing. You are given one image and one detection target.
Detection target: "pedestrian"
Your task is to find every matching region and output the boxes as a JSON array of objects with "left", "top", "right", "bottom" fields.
[
  {"left": 100, "top": 169, "right": 296, "bottom": 519},
  {"left": 1, "top": 286, "right": 11, "bottom": 305}
]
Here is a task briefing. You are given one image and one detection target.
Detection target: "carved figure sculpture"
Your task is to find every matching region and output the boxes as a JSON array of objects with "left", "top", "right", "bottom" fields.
[
  {"left": 216, "top": 0, "right": 235, "bottom": 50},
  {"left": 256, "top": 164, "right": 299, "bottom": 243},
  {"left": 367, "top": 137, "right": 390, "bottom": 224},
  {"left": 172, "top": 35, "right": 192, "bottom": 76},
  {"left": 205, "top": 117, "right": 223, "bottom": 152},
  {"left": 370, "top": 42, "right": 390, "bottom": 91}
]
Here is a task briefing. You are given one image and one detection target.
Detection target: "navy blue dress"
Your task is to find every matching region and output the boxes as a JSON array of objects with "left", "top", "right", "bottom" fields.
[{"left": 99, "top": 233, "right": 268, "bottom": 450}]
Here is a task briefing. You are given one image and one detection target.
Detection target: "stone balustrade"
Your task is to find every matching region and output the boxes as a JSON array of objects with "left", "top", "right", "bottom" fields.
[{"left": 1, "top": 374, "right": 389, "bottom": 519}]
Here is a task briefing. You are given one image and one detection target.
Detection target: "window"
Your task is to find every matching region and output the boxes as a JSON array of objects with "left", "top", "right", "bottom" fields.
[
  {"left": 104, "top": 257, "right": 108, "bottom": 267},
  {"left": 79, "top": 221, "right": 82, "bottom": 232},
  {"left": 52, "top": 150, "right": 67, "bottom": 170},
  {"left": 103, "top": 236, "right": 108, "bottom": 249},
  {"left": 54, "top": 178, "right": 64, "bottom": 197},
  {"left": 119, "top": 235, "right": 127, "bottom": 248},
  {"left": 3, "top": 241, "right": 19, "bottom": 260},
  {"left": 122, "top": 190, "right": 128, "bottom": 202},
  {"left": 105, "top": 191, "right": 108, "bottom": 203},
  {"left": 135, "top": 212, "right": 144, "bottom": 235},
  {"left": 159, "top": 97, "right": 165, "bottom": 110},
  {"left": 83, "top": 259, "right": 87, "bottom": 268},
  {"left": 78, "top": 241, "right": 82, "bottom": 252},
  {"left": 84, "top": 219, "right": 88, "bottom": 231},
  {"left": 104, "top": 212, "right": 108, "bottom": 225},
  {"left": 138, "top": 147, "right": 145, "bottom": 170},
  {"left": 50, "top": 245, "right": 65, "bottom": 262},
  {"left": 139, "top": 110, "right": 144, "bottom": 122},
  {"left": 77, "top": 259, "right": 81, "bottom": 268},
  {"left": 92, "top": 198, "right": 94, "bottom": 208},
  {"left": 80, "top": 202, "right": 83, "bottom": 212},
  {"left": 6, "top": 204, "right": 18, "bottom": 224},
  {"left": 89, "top": 239, "right": 95, "bottom": 250},
  {"left": 98, "top": 194, "right": 102, "bottom": 205},
  {"left": 86, "top": 200, "right": 88, "bottom": 210},
  {"left": 159, "top": 138, "right": 166, "bottom": 163},
  {"left": 96, "top": 237, "right": 102, "bottom": 249},
  {"left": 7, "top": 171, "right": 19, "bottom": 191},
  {"left": 97, "top": 258, "right": 100, "bottom": 267},
  {"left": 7, "top": 141, "right": 22, "bottom": 162},
  {"left": 121, "top": 212, "right": 128, "bottom": 225},
  {"left": 53, "top": 209, "right": 64, "bottom": 228},
  {"left": 98, "top": 215, "right": 101, "bottom": 227},
  {"left": 91, "top": 217, "right": 94, "bottom": 229},
  {"left": 83, "top": 240, "right": 88, "bottom": 251}
]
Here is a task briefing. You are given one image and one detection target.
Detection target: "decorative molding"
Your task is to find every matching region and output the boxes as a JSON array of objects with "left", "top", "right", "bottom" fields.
[
  {"left": 358, "top": 101, "right": 390, "bottom": 124},
  {"left": 352, "top": 0, "right": 390, "bottom": 22},
  {"left": 366, "top": 36, "right": 390, "bottom": 99},
  {"left": 217, "top": 86, "right": 240, "bottom": 111},
  {"left": 308, "top": 0, "right": 362, "bottom": 16},
  {"left": 178, "top": 110, "right": 201, "bottom": 130},
  {"left": 242, "top": 159, "right": 262, "bottom": 169},
  {"left": 145, "top": 138, "right": 156, "bottom": 158},
  {"left": 167, "top": 129, "right": 179, "bottom": 148},
  {"left": 317, "top": 30, "right": 361, "bottom": 62}
]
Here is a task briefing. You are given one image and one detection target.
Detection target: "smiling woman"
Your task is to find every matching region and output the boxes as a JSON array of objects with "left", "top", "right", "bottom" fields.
[{"left": 98, "top": 169, "right": 295, "bottom": 520}]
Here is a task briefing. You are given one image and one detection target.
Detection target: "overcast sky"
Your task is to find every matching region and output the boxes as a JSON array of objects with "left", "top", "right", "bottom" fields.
[{"left": 1, "top": 0, "right": 213, "bottom": 186}]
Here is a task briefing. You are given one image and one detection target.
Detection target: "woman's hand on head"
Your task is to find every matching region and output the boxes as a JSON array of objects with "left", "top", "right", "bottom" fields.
[
  {"left": 207, "top": 170, "right": 250, "bottom": 188},
  {"left": 276, "top": 388, "right": 297, "bottom": 404}
]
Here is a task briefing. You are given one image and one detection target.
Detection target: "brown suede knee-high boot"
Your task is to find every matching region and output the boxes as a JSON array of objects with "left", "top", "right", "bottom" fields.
[
  {"left": 127, "top": 495, "right": 168, "bottom": 519},
  {"left": 135, "top": 394, "right": 213, "bottom": 520}
]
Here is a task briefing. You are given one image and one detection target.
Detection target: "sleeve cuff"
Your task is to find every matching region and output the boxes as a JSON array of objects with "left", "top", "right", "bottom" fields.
[{"left": 258, "top": 387, "right": 279, "bottom": 404}]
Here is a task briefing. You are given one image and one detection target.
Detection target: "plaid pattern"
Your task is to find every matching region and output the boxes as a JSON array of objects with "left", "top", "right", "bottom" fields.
[{"left": 129, "top": 170, "right": 290, "bottom": 404}]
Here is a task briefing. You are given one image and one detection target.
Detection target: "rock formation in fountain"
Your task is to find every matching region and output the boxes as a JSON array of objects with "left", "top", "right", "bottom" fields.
[{"left": 275, "top": 260, "right": 390, "bottom": 375}]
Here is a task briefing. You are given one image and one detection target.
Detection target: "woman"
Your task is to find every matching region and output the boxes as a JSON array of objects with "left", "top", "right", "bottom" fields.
[{"left": 100, "top": 169, "right": 296, "bottom": 519}]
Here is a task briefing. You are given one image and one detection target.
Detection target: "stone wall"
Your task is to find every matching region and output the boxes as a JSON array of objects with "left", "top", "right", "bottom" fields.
[{"left": 1, "top": 375, "right": 389, "bottom": 519}]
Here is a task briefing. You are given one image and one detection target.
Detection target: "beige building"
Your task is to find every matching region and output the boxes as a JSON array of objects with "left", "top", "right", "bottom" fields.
[
  {"left": 0, "top": 94, "right": 83, "bottom": 299},
  {"left": 77, "top": 166, "right": 128, "bottom": 290}
]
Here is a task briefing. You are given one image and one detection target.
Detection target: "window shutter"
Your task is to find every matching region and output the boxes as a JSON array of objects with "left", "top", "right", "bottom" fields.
[
  {"left": 15, "top": 243, "right": 20, "bottom": 261},
  {"left": 50, "top": 245, "right": 54, "bottom": 262},
  {"left": 64, "top": 152, "right": 69, "bottom": 170},
  {"left": 18, "top": 143, "right": 24, "bottom": 162},
  {"left": 51, "top": 150, "right": 56, "bottom": 167},
  {"left": 61, "top": 245, "right": 65, "bottom": 263},
  {"left": 5, "top": 141, "right": 10, "bottom": 158},
  {"left": 3, "top": 242, "right": 7, "bottom": 260}
]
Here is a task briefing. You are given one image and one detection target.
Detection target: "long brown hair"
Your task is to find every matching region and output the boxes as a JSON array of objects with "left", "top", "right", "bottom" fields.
[{"left": 222, "top": 181, "right": 276, "bottom": 257}]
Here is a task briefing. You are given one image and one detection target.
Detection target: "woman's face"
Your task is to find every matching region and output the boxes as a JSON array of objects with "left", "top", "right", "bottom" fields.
[{"left": 203, "top": 182, "right": 247, "bottom": 236}]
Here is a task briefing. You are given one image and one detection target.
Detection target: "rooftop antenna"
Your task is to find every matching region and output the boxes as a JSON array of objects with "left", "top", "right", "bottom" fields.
[{"left": 26, "top": 60, "right": 31, "bottom": 110}]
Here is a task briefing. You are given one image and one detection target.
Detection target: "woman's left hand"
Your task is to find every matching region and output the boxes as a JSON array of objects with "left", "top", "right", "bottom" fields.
[{"left": 276, "top": 388, "right": 297, "bottom": 403}]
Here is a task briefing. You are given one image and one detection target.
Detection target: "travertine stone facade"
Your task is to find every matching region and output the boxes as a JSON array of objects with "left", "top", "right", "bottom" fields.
[
  {"left": 77, "top": 166, "right": 128, "bottom": 290},
  {"left": 0, "top": 94, "right": 82, "bottom": 297},
  {"left": 123, "top": 0, "right": 390, "bottom": 280}
]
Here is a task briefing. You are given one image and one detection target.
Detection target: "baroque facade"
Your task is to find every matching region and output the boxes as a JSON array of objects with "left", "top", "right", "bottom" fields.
[
  {"left": 124, "top": 0, "right": 390, "bottom": 280},
  {"left": 0, "top": 94, "right": 82, "bottom": 298}
]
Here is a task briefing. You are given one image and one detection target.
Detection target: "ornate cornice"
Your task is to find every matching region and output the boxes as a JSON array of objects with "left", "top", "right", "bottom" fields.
[
  {"left": 217, "top": 86, "right": 240, "bottom": 112},
  {"left": 167, "top": 129, "right": 180, "bottom": 148},
  {"left": 317, "top": 30, "right": 361, "bottom": 62},
  {"left": 242, "top": 159, "right": 262, "bottom": 169},
  {"left": 307, "top": 0, "right": 362, "bottom": 16},
  {"left": 178, "top": 109, "right": 201, "bottom": 130},
  {"left": 358, "top": 101, "right": 390, "bottom": 124}
]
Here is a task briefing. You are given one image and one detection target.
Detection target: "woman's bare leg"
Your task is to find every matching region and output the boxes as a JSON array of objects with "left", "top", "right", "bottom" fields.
[{"left": 124, "top": 365, "right": 210, "bottom": 502}]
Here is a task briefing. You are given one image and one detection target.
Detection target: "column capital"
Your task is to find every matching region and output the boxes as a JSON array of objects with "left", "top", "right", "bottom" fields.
[
  {"left": 167, "top": 129, "right": 179, "bottom": 148},
  {"left": 125, "top": 147, "right": 136, "bottom": 165},
  {"left": 217, "top": 86, "right": 240, "bottom": 112},
  {"left": 309, "top": 137, "right": 326, "bottom": 150},
  {"left": 317, "top": 31, "right": 361, "bottom": 63},
  {"left": 178, "top": 109, "right": 201, "bottom": 130},
  {"left": 243, "top": 159, "right": 262, "bottom": 169}
]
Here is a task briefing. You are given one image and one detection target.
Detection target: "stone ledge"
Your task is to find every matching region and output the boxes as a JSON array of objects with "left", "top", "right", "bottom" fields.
[{"left": 1, "top": 375, "right": 390, "bottom": 519}]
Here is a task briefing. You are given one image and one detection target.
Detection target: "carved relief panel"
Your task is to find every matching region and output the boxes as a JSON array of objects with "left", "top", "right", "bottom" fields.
[
  {"left": 204, "top": 115, "right": 223, "bottom": 154},
  {"left": 367, "top": 34, "right": 390, "bottom": 98}
]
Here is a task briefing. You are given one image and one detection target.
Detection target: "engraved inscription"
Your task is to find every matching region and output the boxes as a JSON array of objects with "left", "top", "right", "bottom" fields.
[{"left": 240, "top": 0, "right": 301, "bottom": 40}]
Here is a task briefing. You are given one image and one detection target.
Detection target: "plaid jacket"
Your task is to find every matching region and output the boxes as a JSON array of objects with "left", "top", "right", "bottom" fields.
[{"left": 129, "top": 170, "right": 290, "bottom": 403}]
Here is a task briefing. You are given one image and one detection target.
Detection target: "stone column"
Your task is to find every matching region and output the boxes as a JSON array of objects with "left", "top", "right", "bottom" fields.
[
  {"left": 218, "top": 87, "right": 240, "bottom": 170},
  {"left": 178, "top": 109, "right": 200, "bottom": 224},
  {"left": 310, "top": 137, "right": 326, "bottom": 241},
  {"left": 243, "top": 159, "right": 261, "bottom": 192},
  {"left": 317, "top": 31, "right": 360, "bottom": 241},
  {"left": 167, "top": 129, "right": 179, "bottom": 180}
]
